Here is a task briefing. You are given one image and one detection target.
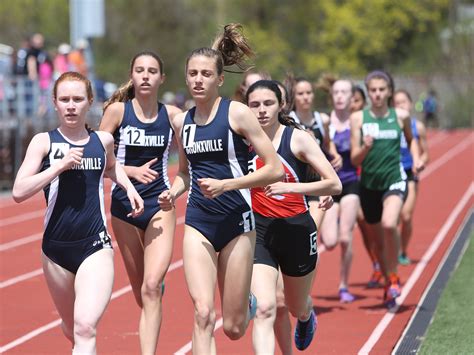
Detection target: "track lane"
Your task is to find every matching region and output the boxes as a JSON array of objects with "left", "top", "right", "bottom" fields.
[{"left": 0, "top": 130, "right": 472, "bottom": 354}]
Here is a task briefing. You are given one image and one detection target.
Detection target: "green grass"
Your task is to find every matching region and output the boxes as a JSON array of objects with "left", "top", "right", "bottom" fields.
[{"left": 419, "top": 230, "right": 474, "bottom": 354}]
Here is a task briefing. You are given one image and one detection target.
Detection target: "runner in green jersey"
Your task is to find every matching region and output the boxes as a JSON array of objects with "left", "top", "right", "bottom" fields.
[{"left": 350, "top": 70, "right": 422, "bottom": 307}]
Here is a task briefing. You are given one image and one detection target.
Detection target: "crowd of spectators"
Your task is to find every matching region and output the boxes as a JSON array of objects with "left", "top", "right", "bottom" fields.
[{"left": 0, "top": 33, "right": 91, "bottom": 120}]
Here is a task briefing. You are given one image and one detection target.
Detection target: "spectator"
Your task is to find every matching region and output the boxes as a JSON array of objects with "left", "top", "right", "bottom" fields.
[
  {"left": 423, "top": 90, "right": 438, "bottom": 127},
  {"left": 68, "top": 39, "right": 88, "bottom": 77},
  {"left": 53, "top": 43, "right": 72, "bottom": 78},
  {"left": 13, "top": 37, "right": 30, "bottom": 76},
  {"left": 26, "top": 33, "right": 45, "bottom": 81},
  {"left": 37, "top": 51, "right": 54, "bottom": 118},
  {"left": 0, "top": 44, "right": 13, "bottom": 102}
]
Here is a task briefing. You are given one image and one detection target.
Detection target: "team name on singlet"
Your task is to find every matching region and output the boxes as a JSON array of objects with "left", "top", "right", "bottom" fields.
[
  {"left": 50, "top": 143, "right": 102, "bottom": 170},
  {"left": 124, "top": 126, "right": 165, "bottom": 147},
  {"left": 362, "top": 122, "right": 398, "bottom": 139},
  {"left": 71, "top": 157, "right": 102, "bottom": 170},
  {"left": 182, "top": 124, "right": 224, "bottom": 155}
]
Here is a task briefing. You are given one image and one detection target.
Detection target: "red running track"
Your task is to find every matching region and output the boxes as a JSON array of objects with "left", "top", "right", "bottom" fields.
[{"left": 0, "top": 129, "right": 472, "bottom": 354}]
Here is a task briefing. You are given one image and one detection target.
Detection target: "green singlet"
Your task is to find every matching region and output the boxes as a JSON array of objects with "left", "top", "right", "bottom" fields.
[{"left": 360, "top": 108, "right": 403, "bottom": 190}]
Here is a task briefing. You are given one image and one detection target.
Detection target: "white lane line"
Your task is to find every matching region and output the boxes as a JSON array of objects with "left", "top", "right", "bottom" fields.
[
  {"left": 173, "top": 244, "right": 328, "bottom": 354},
  {"left": 0, "top": 210, "right": 44, "bottom": 228},
  {"left": 419, "top": 135, "right": 472, "bottom": 180},
  {"left": 0, "top": 259, "right": 184, "bottom": 352},
  {"left": 357, "top": 183, "right": 473, "bottom": 355},
  {"left": 0, "top": 241, "right": 116, "bottom": 289},
  {"left": 0, "top": 217, "right": 185, "bottom": 288},
  {"left": 1, "top": 212, "right": 185, "bottom": 251},
  {"left": 0, "top": 319, "right": 63, "bottom": 353},
  {"left": 0, "top": 269, "right": 43, "bottom": 289},
  {"left": 392, "top": 209, "right": 473, "bottom": 354},
  {"left": 0, "top": 233, "right": 42, "bottom": 252}
]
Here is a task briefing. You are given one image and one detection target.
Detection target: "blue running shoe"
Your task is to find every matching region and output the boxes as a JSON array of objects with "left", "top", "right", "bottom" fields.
[
  {"left": 248, "top": 292, "right": 257, "bottom": 321},
  {"left": 398, "top": 253, "right": 411, "bottom": 266},
  {"left": 294, "top": 310, "right": 317, "bottom": 351},
  {"left": 339, "top": 288, "right": 355, "bottom": 303}
]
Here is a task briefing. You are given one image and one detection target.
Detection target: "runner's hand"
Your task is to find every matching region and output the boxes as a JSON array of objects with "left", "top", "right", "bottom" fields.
[
  {"left": 158, "top": 190, "right": 175, "bottom": 211},
  {"left": 127, "top": 188, "right": 144, "bottom": 218},
  {"left": 318, "top": 195, "right": 334, "bottom": 211},
  {"left": 131, "top": 157, "right": 159, "bottom": 184},
  {"left": 198, "top": 178, "right": 225, "bottom": 199}
]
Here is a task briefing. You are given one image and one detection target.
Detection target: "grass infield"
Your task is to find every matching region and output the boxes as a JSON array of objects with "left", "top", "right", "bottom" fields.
[{"left": 419, "top": 230, "right": 474, "bottom": 354}]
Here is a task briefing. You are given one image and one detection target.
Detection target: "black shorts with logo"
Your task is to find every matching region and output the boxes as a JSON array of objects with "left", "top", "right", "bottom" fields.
[
  {"left": 254, "top": 211, "right": 318, "bottom": 277},
  {"left": 360, "top": 181, "right": 408, "bottom": 224}
]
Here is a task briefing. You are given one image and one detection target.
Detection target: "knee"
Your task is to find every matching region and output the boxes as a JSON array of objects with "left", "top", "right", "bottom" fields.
[
  {"left": 340, "top": 239, "right": 352, "bottom": 253},
  {"left": 288, "top": 306, "right": 312, "bottom": 320},
  {"left": 256, "top": 299, "right": 276, "bottom": 321},
  {"left": 223, "top": 319, "right": 246, "bottom": 341},
  {"left": 141, "top": 277, "right": 164, "bottom": 301},
  {"left": 381, "top": 219, "right": 397, "bottom": 233},
  {"left": 322, "top": 234, "right": 338, "bottom": 250},
  {"left": 74, "top": 319, "right": 96, "bottom": 340},
  {"left": 194, "top": 302, "right": 216, "bottom": 330},
  {"left": 400, "top": 211, "right": 411, "bottom": 225}
]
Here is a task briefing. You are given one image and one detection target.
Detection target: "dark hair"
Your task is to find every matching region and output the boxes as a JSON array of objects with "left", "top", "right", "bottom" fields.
[
  {"left": 246, "top": 80, "right": 301, "bottom": 129},
  {"left": 186, "top": 23, "right": 254, "bottom": 76},
  {"left": 394, "top": 89, "right": 412, "bottom": 103},
  {"left": 364, "top": 69, "right": 395, "bottom": 107},
  {"left": 272, "top": 80, "right": 290, "bottom": 113},
  {"left": 353, "top": 85, "right": 366, "bottom": 103},
  {"left": 103, "top": 51, "right": 164, "bottom": 112},
  {"left": 232, "top": 69, "right": 271, "bottom": 103}
]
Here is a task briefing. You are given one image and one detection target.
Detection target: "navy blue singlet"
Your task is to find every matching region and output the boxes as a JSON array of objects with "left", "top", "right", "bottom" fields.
[
  {"left": 182, "top": 98, "right": 254, "bottom": 251},
  {"left": 183, "top": 98, "right": 251, "bottom": 214},
  {"left": 41, "top": 129, "right": 111, "bottom": 273},
  {"left": 111, "top": 101, "right": 173, "bottom": 230}
]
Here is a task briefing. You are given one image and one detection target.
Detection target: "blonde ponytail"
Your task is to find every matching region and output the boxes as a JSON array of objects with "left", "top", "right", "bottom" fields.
[{"left": 103, "top": 79, "right": 134, "bottom": 113}]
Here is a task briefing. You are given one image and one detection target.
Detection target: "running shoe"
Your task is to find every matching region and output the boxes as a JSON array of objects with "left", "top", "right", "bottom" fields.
[
  {"left": 367, "top": 270, "right": 384, "bottom": 288},
  {"left": 248, "top": 292, "right": 257, "bottom": 321},
  {"left": 384, "top": 274, "right": 401, "bottom": 307},
  {"left": 294, "top": 310, "right": 317, "bottom": 351},
  {"left": 339, "top": 288, "right": 355, "bottom": 303},
  {"left": 398, "top": 253, "right": 411, "bottom": 266}
]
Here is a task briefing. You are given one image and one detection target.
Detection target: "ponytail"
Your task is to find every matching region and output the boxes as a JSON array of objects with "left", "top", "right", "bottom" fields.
[
  {"left": 186, "top": 23, "right": 254, "bottom": 75},
  {"left": 103, "top": 80, "right": 134, "bottom": 113}
]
